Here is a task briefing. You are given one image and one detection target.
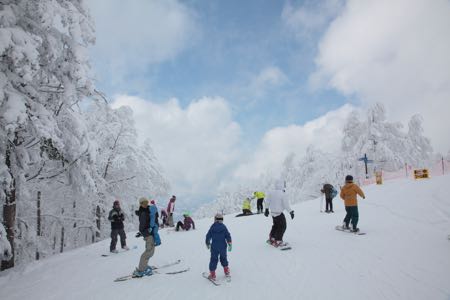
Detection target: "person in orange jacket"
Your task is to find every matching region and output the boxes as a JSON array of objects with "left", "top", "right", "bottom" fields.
[{"left": 340, "top": 175, "right": 365, "bottom": 233}]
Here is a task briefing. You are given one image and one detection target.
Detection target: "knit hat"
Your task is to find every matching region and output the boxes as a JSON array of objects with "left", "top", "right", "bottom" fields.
[
  {"left": 139, "top": 197, "right": 149, "bottom": 205},
  {"left": 113, "top": 200, "right": 120, "bottom": 206},
  {"left": 215, "top": 213, "right": 223, "bottom": 222},
  {"left": 345, "top": 175, "right": 353, "bottom": 182},
  {"left": 150, "top": 199, "right": 156, "bottom": 205}
]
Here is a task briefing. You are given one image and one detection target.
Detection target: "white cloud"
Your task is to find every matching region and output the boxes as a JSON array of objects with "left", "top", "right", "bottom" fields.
[
  {"left": 88, "top": 0, "right": 198, "bottom": 84},
  {"left": 312, "top": 0, "right": 450, "bottom": 153},
  {"left": 248, "top": 66, "right": 288, "bottom": 98},
  {"left": 110, "top": 95, "right": 241, "bottom": 203},
  {"left": 282, "top": 0, "right": 344, "bottom": 38},
  {"left": 232, "top": 104, "right": 355, "bottom": 182}
]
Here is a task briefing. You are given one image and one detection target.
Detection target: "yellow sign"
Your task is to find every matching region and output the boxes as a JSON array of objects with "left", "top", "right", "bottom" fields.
[{"left": 414, "top": 169, "right": 429, "bottom": 179}]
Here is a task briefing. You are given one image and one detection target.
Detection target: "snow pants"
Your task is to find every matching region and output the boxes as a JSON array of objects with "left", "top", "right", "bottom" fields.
[
  {"left": 257, "top": 198, "right": 264, "bottom": 213},
  {"left": 270, "top": 213, "right": 287, "bottom": 241},
  {"left": 343, "top": 206, "right": 359, "bottom": 230},
  {"left": 110, "top": 228, "right": 126, "bottom": 251},
  {"left": 209, "top": 246, "right": 228, "bottom": 271},
  {"left": 168, "top": 213, "right": 174, "bottom": 227},
  {"left": 325, "top": 197, "right": 333, "bottom": 212},
  {"left": 138, "top": 235, "right": 155, "bottom": 272}
]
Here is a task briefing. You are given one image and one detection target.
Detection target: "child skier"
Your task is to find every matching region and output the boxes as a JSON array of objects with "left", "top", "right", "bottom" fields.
[
  {"left": 340, "top": 175, "right": 365, "bottom": 232},
  {"left": 205, "top": 213, "right": 232, "bottom": 281}
]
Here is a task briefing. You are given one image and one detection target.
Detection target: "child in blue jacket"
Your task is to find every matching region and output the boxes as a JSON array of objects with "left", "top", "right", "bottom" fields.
[{"left": 205, "top": 213, "right": 232, "bottom": 281}]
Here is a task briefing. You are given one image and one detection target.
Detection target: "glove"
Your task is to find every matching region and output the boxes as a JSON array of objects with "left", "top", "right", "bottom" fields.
[
  {"left": 113, "top": 215, "right": 119, "bottom": 221},
  {"left": 169, "top": 213, "right": 173, "bottom": 217},
  {"left": 290, "top": 211, "right": 294, "bottom": 219},
  {"left": 264, "top": 209, "right": 269, "bottom": 217},
  {"left": 135, "top": 232, "right": 142, "bottom": 238},
  {"left": 227, "top": 243, "right": 232, "bottom": 252},
  {"left": 206, "top": 243, "right": 210, "bottom": 250}
]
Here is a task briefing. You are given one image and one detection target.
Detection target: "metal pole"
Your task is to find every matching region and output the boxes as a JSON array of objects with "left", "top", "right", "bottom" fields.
[{"left": 442, "top": 156, "right": 445, "bottom": 175}]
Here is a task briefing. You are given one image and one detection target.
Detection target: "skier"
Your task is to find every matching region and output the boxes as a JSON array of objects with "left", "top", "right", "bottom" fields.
[
  {"left": 175, "top": 212, "right": 196, "bottom": 231},
  {"left": 242, "top": 197, "right": 252, "bottom": 215},
  {"left": 264, "top": 180, "right": 294, "bottom": 247},
  {"left": 108, "top": 200, "right": 129, "bottom": 253},
  {"left": 167, "top": 195, "right": 176, "bottom": 227},
  {"left": 321, "top": 183, "right": 335, "bottom": 213},
  {"left": 205, "top": 213, "right": 232, "bottom": 281},
  {"left": 133, "top": 197, "right": 161, "bottom": 277},
  {"left": 160, "top": 209, "right": 168, "bottom": 228},
  {"left": 339, "top": 175, "right": 365, "bottom": 233},
  {"left": 253, "top": 191, "right": 266, "bottom": 214}
]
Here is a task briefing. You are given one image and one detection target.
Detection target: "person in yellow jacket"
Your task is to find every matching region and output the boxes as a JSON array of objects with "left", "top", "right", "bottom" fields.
[
  {"left": 340, "top": 175, "right": 365, "bottom": 233},
  {"left": 253, "top": 191, "right": 266, "bottom": 214},
  {"left": 242, "top": 197, "right": 252, "bottom": 215}
]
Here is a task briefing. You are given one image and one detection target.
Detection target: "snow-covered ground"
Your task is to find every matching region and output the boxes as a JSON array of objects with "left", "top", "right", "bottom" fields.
[{"left": 1, "top": 175, "right": 449, "bottom": 300}]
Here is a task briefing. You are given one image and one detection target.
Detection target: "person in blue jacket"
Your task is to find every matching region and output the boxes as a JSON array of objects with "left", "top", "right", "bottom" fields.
[{"left": 205, "top": 213, "right": 232, "bottom": 281}]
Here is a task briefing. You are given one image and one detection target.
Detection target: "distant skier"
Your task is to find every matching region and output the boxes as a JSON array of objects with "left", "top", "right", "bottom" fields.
[
  {"left": 160, "top": 209, "right": 168, "bottom": 228},
  {"left": 264, "top": 180, "right": 294, "bottom": 247},
  {"left": 242, "top": 197, "right": 253, "bottom": 215},
  {"left": 321, "top": 183, "right": 336, "bottom": 213},
  {"left": 176, "top": 212, "right": 196, "bottom": 231},
  {"left": 133, "top": 197, "right": 161, "bottom": 277},
  {"left": 253, "top": 191, "right": 266, "bottom": 214},
  {"left": 205, "top": 213, "right": 232, "bottom": 281},
  {"left": 167, "top": 195, "right": 176, "bottom": 227},
  {"left": 339, "top": 175, "right": 365, "bottom": 233},
  {"left": 108, "top": 200, "right": 129, "bottom": 253}
]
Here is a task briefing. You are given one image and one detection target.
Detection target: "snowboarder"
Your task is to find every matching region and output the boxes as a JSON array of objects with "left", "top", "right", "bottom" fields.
[
  {"left": 253, "top": 191, "right": 266, "bottom": 214},
  {"left": 242, "top": 197, "right": 252, "bottom": 215},
  {"left": 176, "top": 212, "right": 196, "bottom": 231},
  {"left": 339, "top": 175, "right": 365, "bottom": 233},
  {"left": 133, "top": 197, "right": 161, "bottom": 277},
  {"left": 108, "top": 200, "right": 129, "bottom": 253},
  {"left": 205, "top": 213, "right": 232, "bottom": 281},
  {"left": 321, "top": 183, "right": 336, "bottom": 213},
  {"left": 167, "top": 195, "right": 176, "bottom": 227},
  {"left": 264, "top": 180, "right": 294, "bottom": 247}
]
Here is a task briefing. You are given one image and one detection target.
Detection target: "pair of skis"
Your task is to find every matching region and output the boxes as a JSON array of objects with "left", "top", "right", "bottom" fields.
[
  {"left": 202, "top": 272, "right": 231, "bottom": 286},
  {"left": 114, "top": 259, "right": 189, "bottom": 282}
]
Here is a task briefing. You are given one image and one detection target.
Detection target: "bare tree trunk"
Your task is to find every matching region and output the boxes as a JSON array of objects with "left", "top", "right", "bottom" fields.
[
  {"left": 60, "top": 208, "right": 64, "bottom": 253},
  {"left": 36, "top": 191, "right": 41, "bottom": 260},
  {"left": 1, "top": 143, "right": 16, "bottom": 270},
  {"left": 95, "top": 205, "right": 101, "bottom": 241}
]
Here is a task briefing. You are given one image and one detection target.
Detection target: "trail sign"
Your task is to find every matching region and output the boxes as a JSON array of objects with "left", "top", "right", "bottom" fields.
[{"left": 358, "top": 153, "right": 374, "bottom": 178}]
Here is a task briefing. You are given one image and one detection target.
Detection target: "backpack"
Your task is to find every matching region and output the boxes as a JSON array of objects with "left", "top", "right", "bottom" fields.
[{"left": 331, "top": 187, "right": 338, "bottom": 199}]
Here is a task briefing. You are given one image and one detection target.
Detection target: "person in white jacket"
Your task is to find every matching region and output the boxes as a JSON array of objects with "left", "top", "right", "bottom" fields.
[{"left": 264, "top": 180, "right": 294, "bottom": 247}]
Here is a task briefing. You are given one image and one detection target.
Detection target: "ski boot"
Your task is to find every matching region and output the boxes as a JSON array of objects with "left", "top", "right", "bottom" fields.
[
  {"left": 208, "top": 270, "right": 216, "bottom": 281},
  {"left": 110, "top": 249, "right": 119, "bottom": 254},
  {"left": 224, "top": 266, "right": 230, "bottom": 276}
]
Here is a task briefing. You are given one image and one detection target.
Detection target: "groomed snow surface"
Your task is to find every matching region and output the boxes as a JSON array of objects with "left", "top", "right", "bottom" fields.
[{"left": 1, "top": 175, "right": 449, "bottom": 300}]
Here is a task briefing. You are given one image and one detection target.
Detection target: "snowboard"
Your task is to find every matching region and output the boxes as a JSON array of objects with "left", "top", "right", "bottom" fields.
[
  {"left": 335, "top": 225, "right": 366, "bottom": 235},
  {"left": 267, "top": 240, "right": 292, "bottom": 250},
  {"left": 102, "top": 245, "right": 137, "bottom": 257},
  {"left": 235, "top": 213, "right": 256, "bottom": 217},
  {"left": 202, "top": 272, "right": 231, "bottom": 286}
]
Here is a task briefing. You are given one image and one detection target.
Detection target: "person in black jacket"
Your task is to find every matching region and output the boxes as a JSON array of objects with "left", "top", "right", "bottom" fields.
[
  {"left": 108, "top": 200, "right": 129, "bottom": 253},
  {"left": 133, "top": 197, "right": 155, "bottom": 277},
  {"left": 321, "top": 183, "right": 335, "bottom": 213}
]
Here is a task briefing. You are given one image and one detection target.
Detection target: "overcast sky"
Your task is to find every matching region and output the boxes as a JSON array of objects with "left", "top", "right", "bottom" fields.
[{"left": 87, "top": 0, "right": 450, "bottom": 206}]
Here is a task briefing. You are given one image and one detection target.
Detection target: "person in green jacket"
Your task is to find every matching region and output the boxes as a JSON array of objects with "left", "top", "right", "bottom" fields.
[
  {"left": 242, "top": 197, "right": 252, "bottom": 215},
  {"left": 253, "top": 191, "right": 266, "bottom": 214}
]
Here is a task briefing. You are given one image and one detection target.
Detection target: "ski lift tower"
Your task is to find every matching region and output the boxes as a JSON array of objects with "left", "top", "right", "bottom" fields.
[{"left": 358, "top": 153, "right": 374, "bottom": 179}]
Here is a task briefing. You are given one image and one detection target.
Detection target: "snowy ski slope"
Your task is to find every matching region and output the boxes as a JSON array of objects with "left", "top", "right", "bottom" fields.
[{"left": 1, "top": 175, "right": 449, "bottom": 300}]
